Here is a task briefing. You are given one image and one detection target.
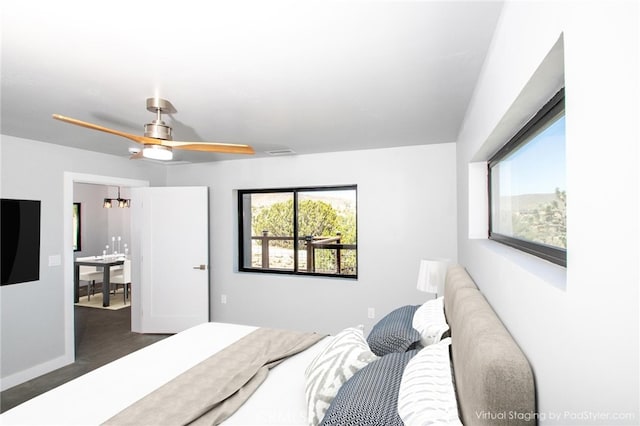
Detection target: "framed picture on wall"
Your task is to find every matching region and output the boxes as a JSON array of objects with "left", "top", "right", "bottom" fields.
[{"left": 73, "top": 202, "right": 81, "bottom": 251}]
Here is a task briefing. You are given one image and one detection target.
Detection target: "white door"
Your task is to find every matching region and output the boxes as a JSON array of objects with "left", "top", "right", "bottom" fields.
[{"left": 130, "top": 186, "right": 209, "bottom": 333}]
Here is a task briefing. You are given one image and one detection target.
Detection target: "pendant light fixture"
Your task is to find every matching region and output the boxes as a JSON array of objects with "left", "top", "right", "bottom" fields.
[{"left": 103, "top": 187, "right": 130, "bottom": 208}]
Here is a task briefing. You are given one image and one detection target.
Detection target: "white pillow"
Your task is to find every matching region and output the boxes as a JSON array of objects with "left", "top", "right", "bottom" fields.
[
  {"left": 412, "top": 296, "right": 449, "bottom": 347},
  {"left": 304, "top": 325, "right": 378, "bottom": 426},
  {"left": 397, "top": 337, "right": 462, "bottom": 426}
]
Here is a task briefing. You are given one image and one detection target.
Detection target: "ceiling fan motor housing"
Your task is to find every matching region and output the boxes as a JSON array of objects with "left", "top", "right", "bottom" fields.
[
  {"left": 144, "top": 97, "right": 175, "bottom": 140},
  {"left": 144, "top": 121, "right": 172, "bottom": 140}
]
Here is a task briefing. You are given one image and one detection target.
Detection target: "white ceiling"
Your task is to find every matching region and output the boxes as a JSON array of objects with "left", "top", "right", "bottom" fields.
[{"left": 1, "top": 0, "right": 503, "bottom": 164}]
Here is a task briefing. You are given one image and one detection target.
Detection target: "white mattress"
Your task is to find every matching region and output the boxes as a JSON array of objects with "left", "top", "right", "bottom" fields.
[{"left": 0, "top": 322, "right": 330, "bottom": 426}]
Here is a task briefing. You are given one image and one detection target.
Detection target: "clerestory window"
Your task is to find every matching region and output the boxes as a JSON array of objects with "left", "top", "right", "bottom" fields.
[{"left": 488, "top": 88, "right": 566, "bottom": 266}]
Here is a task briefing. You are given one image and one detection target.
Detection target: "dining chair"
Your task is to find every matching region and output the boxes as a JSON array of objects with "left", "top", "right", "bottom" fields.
[
  {"left": 109, "top": 263, "right": 124, "bottom": 295},
  {"left": 78, "top": 266, "right": 102, "bottom": 301},
  {"left": 110, "top": 260, "right": 131, "bottom": 304}
]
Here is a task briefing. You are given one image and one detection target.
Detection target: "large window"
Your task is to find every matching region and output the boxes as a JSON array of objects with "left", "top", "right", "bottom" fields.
[
  {"left": 238, "top": 185, "right": 357, "bottom": 278},
  {"left": 489, "top": 88, "right": 566, "bottom": 266}
]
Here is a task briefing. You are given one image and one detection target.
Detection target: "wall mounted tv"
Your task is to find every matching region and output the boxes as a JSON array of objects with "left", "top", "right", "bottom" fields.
[{"left": 1, "top": 198, "right": 41, "bottom": 285}]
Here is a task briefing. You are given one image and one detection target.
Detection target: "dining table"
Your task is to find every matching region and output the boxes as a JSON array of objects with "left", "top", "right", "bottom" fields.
[{"left": 74, "top": 256, "right": 125, "bottom": 307}]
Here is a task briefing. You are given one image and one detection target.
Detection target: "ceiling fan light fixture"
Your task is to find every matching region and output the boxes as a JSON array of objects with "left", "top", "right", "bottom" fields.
[{"left": 142, "top": 144, "right": 173, "bottom": 161}]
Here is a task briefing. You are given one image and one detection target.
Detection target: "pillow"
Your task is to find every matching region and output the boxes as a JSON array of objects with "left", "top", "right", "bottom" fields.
[
  {"left": 305, "top": 325, "right": 378, "bottom": 426},
  {"left": 412, "top": 296, "right": 450, "bottom": 347},
  {"left": 397, "top": 338, "right": 463, "bottom": 426},
  {"left": 320, "top": 349, "right": 419, "bottom": 426},
  {"left": 367, "top": 305, "right": 421, "bottom": 356}
]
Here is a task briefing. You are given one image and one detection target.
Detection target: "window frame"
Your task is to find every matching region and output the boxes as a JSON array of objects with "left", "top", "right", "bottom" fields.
[
  {"left": 488, "top": 88, "right": 566, "bottom": 267},
  {"left": 237, "top": 184, "right": 358, "bottom": 279}
]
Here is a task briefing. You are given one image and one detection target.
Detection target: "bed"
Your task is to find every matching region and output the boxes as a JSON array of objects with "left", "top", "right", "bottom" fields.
[{"left": 0, "top": 265, "right": 536, "bottom": 425}]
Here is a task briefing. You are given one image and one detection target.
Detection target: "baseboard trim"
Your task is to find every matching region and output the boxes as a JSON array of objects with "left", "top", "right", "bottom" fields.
[{"left": 0, "top": 354, "right": 73, "bottom": 392}]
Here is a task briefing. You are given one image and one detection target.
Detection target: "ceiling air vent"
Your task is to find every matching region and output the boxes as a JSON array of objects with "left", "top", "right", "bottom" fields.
[{"left": 266, "top": 149, "right": 296, "bottom": 156}]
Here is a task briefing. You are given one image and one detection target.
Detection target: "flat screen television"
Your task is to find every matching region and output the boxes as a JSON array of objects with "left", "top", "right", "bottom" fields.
[{"left": 1, "top": 198, "right": 41, "bottom": 285}]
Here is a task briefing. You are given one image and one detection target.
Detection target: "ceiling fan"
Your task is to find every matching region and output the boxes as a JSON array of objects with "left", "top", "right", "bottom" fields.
[{"left": 52, "top": 98, "right": 255, "bottom": 160}]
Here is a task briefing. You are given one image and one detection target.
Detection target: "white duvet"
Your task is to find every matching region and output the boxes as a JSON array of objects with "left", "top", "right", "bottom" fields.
[{"left": 0, "top": 322, "right": 330, "bottom": 426}]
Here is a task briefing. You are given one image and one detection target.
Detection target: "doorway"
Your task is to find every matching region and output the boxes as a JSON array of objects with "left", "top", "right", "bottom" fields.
[
  {"left": 63, "top": 172, "right": 149, "bottom": 364},
  {"left": 73, "top": 182, "right": 131, "bottom": 351}
]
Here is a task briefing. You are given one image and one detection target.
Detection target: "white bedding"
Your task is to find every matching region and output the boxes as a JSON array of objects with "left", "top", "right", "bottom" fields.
[{"left": 0, "top": 322, "right": 330, "bottom": 426}]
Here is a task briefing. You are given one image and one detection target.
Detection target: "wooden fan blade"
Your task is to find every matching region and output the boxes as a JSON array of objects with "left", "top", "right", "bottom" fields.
[
  {"left": 53, "top": 114, "right": 254, "bottom": 155},
  {"left": 165, "top": 141, "right": 255, "bottom": 155},
  {"left": 52, "top": 114, "right": 160, "bottom": 146}
]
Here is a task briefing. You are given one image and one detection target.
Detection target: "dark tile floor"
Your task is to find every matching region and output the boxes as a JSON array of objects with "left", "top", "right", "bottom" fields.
[{"left": 0, "top": 305, "right": 171, "bottom": 413}]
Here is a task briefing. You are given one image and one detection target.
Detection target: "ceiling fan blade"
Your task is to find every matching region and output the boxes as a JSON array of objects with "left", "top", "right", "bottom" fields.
[
  {"left": 129, "top": 150, "right": 144, "bottom": 160},
  {"left": 52, "top": 114, "right": 158, "bottom": 145},
  {"left": 165, "top": 141, "right": 255, "bottom": 155},
  {"left": 53, "top": 113, "right": 254, "bottom": 155}
]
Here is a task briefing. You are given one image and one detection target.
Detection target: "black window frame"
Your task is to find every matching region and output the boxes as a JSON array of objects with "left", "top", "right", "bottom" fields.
[
  {"left": 488, "top": 88, "right": 566, "bottom": 267},
  {"left": 238, "top": 185, "right": 358, "bottom": 279}
]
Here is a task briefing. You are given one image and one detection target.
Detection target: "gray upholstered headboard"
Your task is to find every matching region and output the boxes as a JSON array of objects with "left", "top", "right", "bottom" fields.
[{"left": 444, "top": 265, "right": 536, "bottom": 426}]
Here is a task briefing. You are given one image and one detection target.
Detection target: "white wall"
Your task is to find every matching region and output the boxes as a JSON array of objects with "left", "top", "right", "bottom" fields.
[
  {"left": 457, "top": 1, "right": 638, "bottom": 424},
  {"left": 0, "top": 135, "right": 166, "bottom": 388},
  {"left": 167, "top": 144, "right": 458, "bottom": 334}
]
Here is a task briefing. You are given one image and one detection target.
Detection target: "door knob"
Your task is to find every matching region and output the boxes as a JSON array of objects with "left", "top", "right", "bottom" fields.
[{"left": 193, "top": 264, "right": 207, "bottom": 270}]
